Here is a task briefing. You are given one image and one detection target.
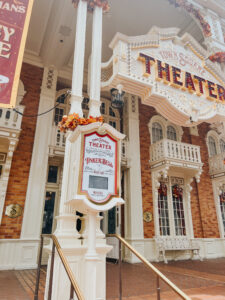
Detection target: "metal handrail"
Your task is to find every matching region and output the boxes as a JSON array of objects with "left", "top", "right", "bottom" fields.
[
  {"left": 34, "top": 234, "right": 85, "bottom": 300},
  {"left": 107, "top": 234, "right": 191, "bottom": 300}
]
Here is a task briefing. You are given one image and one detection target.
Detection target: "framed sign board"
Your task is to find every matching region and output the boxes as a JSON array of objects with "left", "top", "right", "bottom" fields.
[{"left": 78, "top": 131, "right": 119, "bottom": 205}]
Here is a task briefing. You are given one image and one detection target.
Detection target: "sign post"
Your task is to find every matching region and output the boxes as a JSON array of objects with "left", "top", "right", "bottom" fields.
[{"left": 64, "top": 122, "right": 125, "bottom": 300}]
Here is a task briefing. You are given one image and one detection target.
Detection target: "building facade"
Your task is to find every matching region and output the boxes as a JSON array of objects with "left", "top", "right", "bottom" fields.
[{"left": 0, "top": 0, "right": 225, "bottom": 269}]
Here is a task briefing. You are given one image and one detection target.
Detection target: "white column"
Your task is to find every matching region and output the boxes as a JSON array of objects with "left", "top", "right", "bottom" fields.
[
  {"left": 70, "top": 0, "right": 88, "bottom": 116},
  {"left": 88, "top": 6, "right": 103, "bottom": 117},
  {"left": 125, "top": 95, "right": 144, "bottom": 249},
  {"left": 21, "top": 66, "right": 58, "bottom": 240},
  {"left": 84, "top": 211, "right": 98, "bottom": 300}
]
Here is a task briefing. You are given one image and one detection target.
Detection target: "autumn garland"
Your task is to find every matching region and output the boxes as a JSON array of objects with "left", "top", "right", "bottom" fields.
[
  {"left": 168, "top": 0, "right": 225, "bottom": 64},
  {"left": 168, "top": 0, "right": 211, "bottom": 37},
  {"left": 208, "top": 52, "right": 225, "bottom": 64},
  {"left": 72, "top": 0, "right": 109, "bottom": 12},
  {"left": 58, "top": 113, "right": 104, "bottom": 133}
]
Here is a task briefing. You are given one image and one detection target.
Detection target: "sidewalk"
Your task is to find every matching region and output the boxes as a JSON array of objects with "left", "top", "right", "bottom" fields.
[{"left": 0, "top": 259, "right": 225, "bottom": 299}]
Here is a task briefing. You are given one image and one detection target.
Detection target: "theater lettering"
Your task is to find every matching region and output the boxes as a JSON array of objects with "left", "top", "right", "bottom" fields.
[{"left": 139, "top": 53, "right": 225, "bottom": 102}]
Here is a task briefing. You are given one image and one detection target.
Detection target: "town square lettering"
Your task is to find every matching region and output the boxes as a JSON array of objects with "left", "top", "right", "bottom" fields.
[
  {"left": 159, "top": 50, "right": 206, "bottom": 76},
  {"left": 139, "top": 53, "right": 225, "bottom": 102}
]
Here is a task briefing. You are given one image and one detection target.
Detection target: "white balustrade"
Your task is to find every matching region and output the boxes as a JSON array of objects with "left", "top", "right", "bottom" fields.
[
  {"left": 0, "top": 107, "right": 24, "bottom": 130},
  {"left": 209, "top": 153, "right": 225, "bottom": 175},
  {"left": 150, "top": 139, "right": 201, "bottom": 164}
]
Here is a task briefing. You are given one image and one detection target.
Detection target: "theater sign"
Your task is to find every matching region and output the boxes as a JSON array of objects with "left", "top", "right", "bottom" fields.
[{"left": 101, "top": 27, "right": 225, "bottom": 126}]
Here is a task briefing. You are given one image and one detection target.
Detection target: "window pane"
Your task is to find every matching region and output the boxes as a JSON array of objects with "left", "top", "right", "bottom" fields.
[
  {"left": 82, "top": 97, "right": 89, "bottom": 110},
  {"left": 220, "top": 139, "right": 225, "bottom": 153},
  {"left": 208, "top": 136, "right": 217, "bottom": 156},
  {"left": 109, "top": 121, "right": 117, "bottom": 129},
  {"left": 172, "top": 184, "right": 186, "bottom": 236},
  {"left": 109, "top": 107, "right": 116, "bottom": 117},
  {"left": 100, "top": 102, "right": 105, "bottom": 115},
  {"left": 167, "top": 126, "right": 177, "bottom": 141},
  {"left": 47, "top": 166, "right": 58, "bottom": 183},
  {"left": 220, "top": 187, "right": 225, "bottom": 236},
  {"left": 108, "top": 207, "right": 116, "bottom": 234},
  {"left": 158, "top": 183, "right": 170, "bottom": 236},
  {"left": 54, "top": 108, "right": 64, "bottom": 125},
  {"left": 56, "top": 93, "right": 67, "bottom": 104},
  {"left": 42, "top": 192, "right": 56, "bottom": 234},
  {"left": 152, "top": 122, "right": 163, "bottom": 143}
]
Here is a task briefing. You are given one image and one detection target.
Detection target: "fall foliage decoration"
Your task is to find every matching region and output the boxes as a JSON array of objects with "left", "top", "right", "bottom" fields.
[
  {"left": 168, "top": 0, "right": 211, "bottom": 37},
  {"left": 209, "top": 52, "right": 225, "bottom": 64},
  {"left": 58, "top": 113, "right": 104, "bottom": 133},
  {"left": 72, "top": 0, "right": 110, "bottom": 12}
]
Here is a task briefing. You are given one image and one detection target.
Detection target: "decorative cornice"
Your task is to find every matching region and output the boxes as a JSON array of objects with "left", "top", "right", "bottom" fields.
[{"left": 72, "top": 0, "right": 109, "bottom": 12}]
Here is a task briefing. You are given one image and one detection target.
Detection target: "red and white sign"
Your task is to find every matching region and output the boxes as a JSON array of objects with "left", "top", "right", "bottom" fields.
[
  {"left": 0, "top": 0, "right": 34, "bottom": 108},
  {"left": 79, "top": 131, "right": 118, "bottom": 205}
]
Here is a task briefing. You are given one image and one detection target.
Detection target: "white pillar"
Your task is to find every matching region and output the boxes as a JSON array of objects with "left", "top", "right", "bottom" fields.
[
  {"left": 88, "top": 6, "right": 103, "bottom": 117},
  {"left": 21, "top": 67, "right": 58, "bottom": 240},
  {"left": 124, "top": 95, "right": 144, "bottom": 262},
  {"left": 70, "top": 0, "right": 88, "bottom": 116},
  {"left": 84, "top": 211, "right": 98, "bottom": 300}
]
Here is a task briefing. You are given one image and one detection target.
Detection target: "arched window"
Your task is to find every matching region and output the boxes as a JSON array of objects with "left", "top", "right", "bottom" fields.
[
  {"left": 167, "top": 126, "right": 177, "bottom": 141},
  {"left": 109, "top": 107, "right": 116, "bottom": 117},
  {"left": 220, "top": 139, "right": 225, "bottom": 153},
  {"left": 152, "top": 122, "right": 163, "bottom": 143},
  {"left": 208, "top": 136, "right": 217, "bottom": 156}
]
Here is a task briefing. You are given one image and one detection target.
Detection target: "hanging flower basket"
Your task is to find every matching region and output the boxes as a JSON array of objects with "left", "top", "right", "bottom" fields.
[
  {"left": 72, "top": 0, "right": 110, "bottom": 12},
  {"left": 58, "top": 113, "right": 104, "bottom": 133},
  {"left": 168, "top": 0, "right": 212, "bottom": 37}
]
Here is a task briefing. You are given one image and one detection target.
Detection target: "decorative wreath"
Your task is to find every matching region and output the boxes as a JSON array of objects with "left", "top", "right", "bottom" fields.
[
  {"left": 158, "top": 183, "right": 167, "bottom": 197},
  {"left": 58, "top": 113, "right": 104, "bottom": 133},
  {"left": 72, "top": 0, "right": 110, "bottom": 12},
  {"left": 220, "top": 192, "right": 225, "bottom": 203},
  {"left": 172, "top": 184, "right": 183, "bottom": 198}
]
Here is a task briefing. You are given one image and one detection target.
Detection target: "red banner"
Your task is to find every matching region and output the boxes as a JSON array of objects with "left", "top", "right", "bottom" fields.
[{"left": 0, "top": 0, "right": 34, "bottom": 108}]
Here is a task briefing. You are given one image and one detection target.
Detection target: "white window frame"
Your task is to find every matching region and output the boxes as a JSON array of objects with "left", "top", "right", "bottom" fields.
[{"left": 148, "top": 115, "right": 183, "bottom": 144}]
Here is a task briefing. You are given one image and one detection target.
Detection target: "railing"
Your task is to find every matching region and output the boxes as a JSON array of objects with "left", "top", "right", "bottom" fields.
[
  {"left": 107, "top": 234, "right": 191, "bottom": 300},
  {"left": 209, "top": 152, "right": 225, "bottom": 175},
  {"left": 34, "top": 234, "right": 84, "bottom": 300},
  {"left": 0, "top": 107, "right": 24, "bottom": 130},
  {"left": 150, "top": 139, "right": 201, "bottom": 164}
]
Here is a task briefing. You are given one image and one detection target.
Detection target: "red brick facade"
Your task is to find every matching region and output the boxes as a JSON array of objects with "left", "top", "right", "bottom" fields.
[
  {"left": 139, "top": 101, "right": 220, "bottom": 239},
  {"left": 0, "top": 63, "right": 43, "bottom": 239}
]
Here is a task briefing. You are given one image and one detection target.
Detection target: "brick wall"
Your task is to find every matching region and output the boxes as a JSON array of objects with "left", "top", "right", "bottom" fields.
[
  {"left": 0, "top": 63, "right": 43, "bottom": 239},
  {"left": 139, "top": 101, "right": 220, "bottom": 239},
  {"left": 139, "top": 101, "right": 157, "bottom": 238},
  {"left": 191, "top": 123, "right": 220, "bottom": 238}
]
